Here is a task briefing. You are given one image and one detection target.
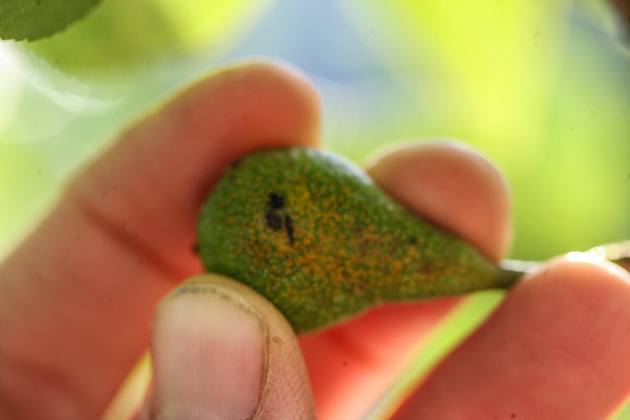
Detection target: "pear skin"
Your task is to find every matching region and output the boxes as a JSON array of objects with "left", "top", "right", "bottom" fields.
[{"left": 197, "top": 147, "right": 528, "bottom": 332}]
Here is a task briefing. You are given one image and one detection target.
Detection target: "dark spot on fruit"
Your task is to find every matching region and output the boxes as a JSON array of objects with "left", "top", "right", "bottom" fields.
[
  {"left": 342, "top": 361, "right": 348, "bottom": 367},
  {"left": 510, "top": 414, "right": 516, "bottom": 419},
  {"left": 284, "top": 215, "right": 295, "bottom": 245},
  {"left": 265, "top": 193, "right": 293, "bottom": 242},
  {"left": 269, "top": 193, "right": 285, "bottom": 209},
  {"left": 265, "top": 210, "right": 283, "bottom": 231},
  {"left": 192, "top": 242, "right": 199, "bottom": 254}
]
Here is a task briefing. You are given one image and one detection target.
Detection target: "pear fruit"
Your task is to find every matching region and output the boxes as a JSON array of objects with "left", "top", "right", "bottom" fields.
[{"left": 196, "top": 147, "right": 624, "bottom": 332}]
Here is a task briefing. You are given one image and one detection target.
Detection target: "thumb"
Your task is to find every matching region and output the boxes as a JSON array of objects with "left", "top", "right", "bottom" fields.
[{"left": 142, "top": 274, "right": 316, "bottom": 420}]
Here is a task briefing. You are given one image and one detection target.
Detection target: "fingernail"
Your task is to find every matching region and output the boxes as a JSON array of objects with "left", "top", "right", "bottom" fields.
[{"left": 152, "top": 283, "right": 266, "bottom": 420}]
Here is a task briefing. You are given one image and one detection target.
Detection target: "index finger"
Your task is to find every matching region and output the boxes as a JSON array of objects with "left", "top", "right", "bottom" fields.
[{"left": 0, "top": 62, "right": 320, "bottom": 420}]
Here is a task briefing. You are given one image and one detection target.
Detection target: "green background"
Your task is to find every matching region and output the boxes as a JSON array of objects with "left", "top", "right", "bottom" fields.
[{"left": 1, "top": 0, "right": 629, "bottom": 418}]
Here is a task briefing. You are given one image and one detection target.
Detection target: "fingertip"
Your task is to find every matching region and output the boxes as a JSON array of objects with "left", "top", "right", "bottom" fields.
[
  {"left": 151, "top": 276, "right": 266, "bottom": 419},
  {"left": 366, "top": 140, "right": 511, "bottom": 261},
  {"left": 393, "top": 256, "right": 630, "bottom": 419},
  {"left": 149, "top": 274, "right": 315, "bottom": 420},
  {"left": 515, "top": 252, "right": 630, "bottom": 309},
  {"left": 237, "top": 59, "right": 322, "bottom": 111},
  {"left": 165, "top": 60, "right": 322, "bottom": 151}
]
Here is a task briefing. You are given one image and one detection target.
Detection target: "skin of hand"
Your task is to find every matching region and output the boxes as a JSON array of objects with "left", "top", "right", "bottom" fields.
[{"left": 0, "top": 62, "right": 630, "bottom": 420}]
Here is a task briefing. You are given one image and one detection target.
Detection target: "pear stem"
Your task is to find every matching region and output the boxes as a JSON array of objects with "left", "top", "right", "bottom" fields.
[{"left": 495, "top": 240, "right": 630, "bottom": 289}]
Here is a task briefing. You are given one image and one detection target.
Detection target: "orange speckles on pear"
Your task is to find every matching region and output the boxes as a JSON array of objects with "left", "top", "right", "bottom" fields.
[{"left": 197, "top": 148, "right": 509, "bottom": 332}]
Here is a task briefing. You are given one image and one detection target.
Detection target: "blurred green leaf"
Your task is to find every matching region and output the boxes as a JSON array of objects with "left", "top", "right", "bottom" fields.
[
  {"left": 26, "top": 0, "right": 269, "bottom": 76},
  {"left": 0, "top": 0, "right": 101, "bottom": 41}
]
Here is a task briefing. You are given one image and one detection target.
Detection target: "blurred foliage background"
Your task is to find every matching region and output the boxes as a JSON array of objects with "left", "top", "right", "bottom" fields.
[{"left": 1, "top": 0, "right": 629, "bottom": 418}]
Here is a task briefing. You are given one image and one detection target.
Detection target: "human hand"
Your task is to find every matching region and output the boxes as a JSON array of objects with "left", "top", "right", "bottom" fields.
[{"left": 1, "top": 63, "right": 629, "bottom": 420}]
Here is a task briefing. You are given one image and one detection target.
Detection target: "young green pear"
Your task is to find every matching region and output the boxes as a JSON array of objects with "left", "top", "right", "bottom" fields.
[{"left": 197, "top": 147, "right": 628, "bottom": 333}]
